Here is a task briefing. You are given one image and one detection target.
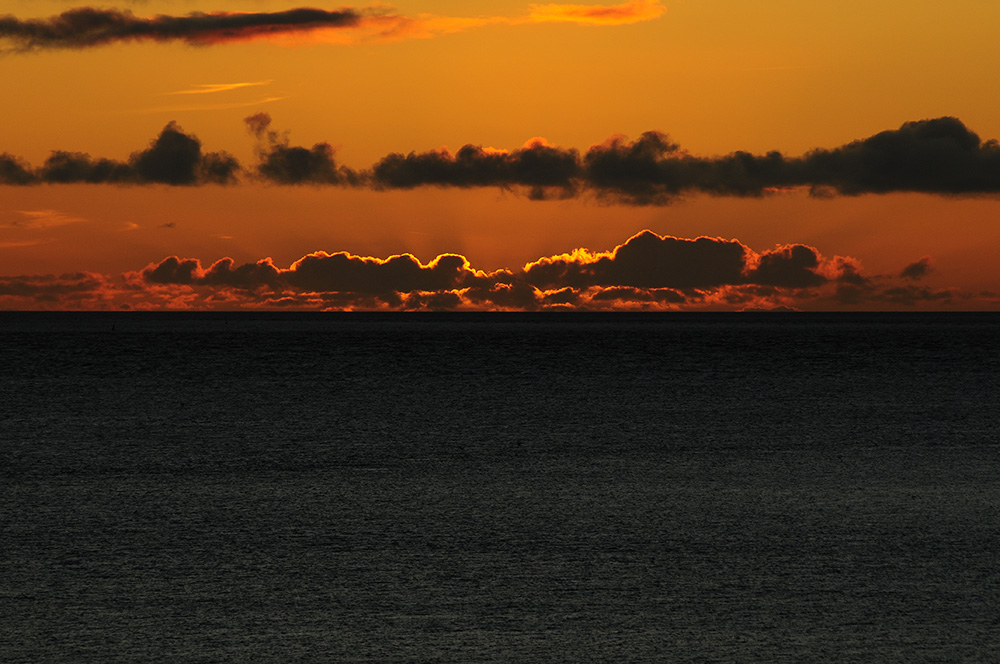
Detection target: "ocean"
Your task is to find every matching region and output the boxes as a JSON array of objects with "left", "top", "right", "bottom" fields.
[{"left": 2, "top": 312, "right": 998, "bottom": 662}]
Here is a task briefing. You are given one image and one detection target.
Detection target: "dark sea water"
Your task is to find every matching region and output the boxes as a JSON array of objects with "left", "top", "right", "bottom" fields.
[{"left": 2, "top": 312, "right": 998, "bottom": 662}]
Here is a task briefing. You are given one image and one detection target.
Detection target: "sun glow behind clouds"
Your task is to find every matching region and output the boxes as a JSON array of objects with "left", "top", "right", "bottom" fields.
[{"left": 0, "top": 229, "right": 975, "bottom": 312}]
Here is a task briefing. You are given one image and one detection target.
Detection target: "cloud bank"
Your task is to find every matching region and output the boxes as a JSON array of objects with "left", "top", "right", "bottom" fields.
[
  {"left": 0, "top": 231, "right": 975, "bottom": 311},
  {"left": 4, "top": 116, "right": 1000, "bottom": 200}
]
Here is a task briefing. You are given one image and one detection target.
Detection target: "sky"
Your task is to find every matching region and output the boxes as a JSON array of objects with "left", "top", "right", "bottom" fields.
[{"left": 3, "top": 0, "right": 1000, "bottom": 310}]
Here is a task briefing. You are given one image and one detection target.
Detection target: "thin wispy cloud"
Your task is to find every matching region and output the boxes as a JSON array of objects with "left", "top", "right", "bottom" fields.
[
  {"left": 0, "top": 2, "right": 666, "bottom": 53},
  {"left": 9, "top": 209, "right": 87, "bottom": 229},
  {"left": 167, "top": 81, "right": 273, "bottom": 96},
  {"left": 527, "top": 0, "right": 665, "bottom": 26}
]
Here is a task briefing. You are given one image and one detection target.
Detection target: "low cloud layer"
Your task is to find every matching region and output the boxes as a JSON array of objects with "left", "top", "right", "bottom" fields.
[
  {"left": 4, "top": 116, "right": 1000, "bottom": 200},
  {"left": 0, "top": 231, "right": 978, "bottom": 311}
]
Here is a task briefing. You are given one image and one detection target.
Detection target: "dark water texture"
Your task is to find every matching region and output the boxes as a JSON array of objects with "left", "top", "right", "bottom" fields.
[{"left": 2, "top": 312, "right": 998, "bottom": 662}]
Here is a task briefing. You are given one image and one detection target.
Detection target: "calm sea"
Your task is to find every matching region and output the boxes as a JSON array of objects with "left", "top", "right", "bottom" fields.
[{"left": 2, "top": 312, "right": 998, "bottom": 662}]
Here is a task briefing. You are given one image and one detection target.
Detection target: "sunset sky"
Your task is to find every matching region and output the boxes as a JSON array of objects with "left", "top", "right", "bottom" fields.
[{"left": 3, "top": 0, "right": 1000, "bottom": 310}]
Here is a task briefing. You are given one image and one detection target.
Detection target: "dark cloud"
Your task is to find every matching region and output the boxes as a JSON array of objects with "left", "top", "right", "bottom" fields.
[
  {"left": 461, "top": 281, "right": 541, "bottom": 310},
  {"left": 3, "top": 230, "right": 979, "bottom": 310},
  {"left": 524, "top": 231, "right": 751, "bottom": 290},
  {"left": 748, "top": 244, "right": 827, "bottom": 288},
  {"left": 400, "top": 290, "right": 465, "bottom": 311},
  {"left": 245, "top": 113, "right": 358, "bottom": 185},
  {"left": 0, "top": 273, "right": 111, "bottom": 309},
  {"left": 0, "top": 153, "right": 35, "bottom": 185},
  {"left": 588, "top": 286, "right": 686, "bottom": 304},
  {"left": 139, "top": 250, "right": 493, "bottom": 298},
  {"left": 39, "top": 151, "right": 131, "bottom": 184},
  {"left": 131, "top": 121, "right": 239, "bottom": 185},
  {"left": 200, "top": 257, "right": 282, "bottom": 290},
  {"left": 3, "top": 116, "right": 1000, "bottom": 199},
  {"left": 5, "top": 122, "right": 239, "bottom": 185},
  {"left": 0, "top": 6, "right": 361, "bottom": 52},
  {"left": 900, "top": 255, "right": 934, "bottom": 280},
  {"left": 286, "top": 252, "right": 486, "bottom": 293},
  {"left": 578, "top": 118, "right": 1000, "bottom": 202},
  {"left": 802, "top": 117, "right": 1000, "bottom": 195},
  {"left": 142, "top": 256, "right": 201, "bottom": 284},
  {"left": 0, "top": 272, "right": 104, "bottom": 297},
  {"left": 371, "top": 139, "right": 580, "bottom": 194}
]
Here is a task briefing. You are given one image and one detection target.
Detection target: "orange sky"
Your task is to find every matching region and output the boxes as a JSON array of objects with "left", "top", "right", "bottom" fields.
[{"left": 3, "top": 0, "right": 1000, "bottom": 310}]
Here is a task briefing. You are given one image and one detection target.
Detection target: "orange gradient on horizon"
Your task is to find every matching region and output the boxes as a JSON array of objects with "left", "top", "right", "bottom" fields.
[{"left": 3, "top": 1, "right": 1000, "bottom": 310}]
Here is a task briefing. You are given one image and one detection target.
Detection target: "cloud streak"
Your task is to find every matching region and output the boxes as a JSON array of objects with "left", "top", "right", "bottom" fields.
[
  {"left": 0, "top": 2, "right": 665, "bottom": 52},
  {"left": 0, "top": 6, "right": 362, "bottom": 51},
  {"left": 168, "top": 81, "right": 273, "bottom": 95},
  {"left": 527, "top": 0, "right": 665, "bottom": 26},
  {"left": 4, "top": 116, "right": 1000, "bottom": 200}
]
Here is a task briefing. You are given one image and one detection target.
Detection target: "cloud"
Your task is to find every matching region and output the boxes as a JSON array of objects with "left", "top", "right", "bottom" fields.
[
  {"left": 168, "top": 81, "right": 273, "bottom": 95},
  {"left": 521, "top": 230, "right": 859, "bottom": 293},
  {"left": 139, "top": 249, "right": 496, "bottom": 298},
  {"left": 0, "top": 153, "right": 35, "bottom": 185},
  {"left": 900, "top": 256, "right": 934, "bottom": 280},
  {"left": 8, "top": 122, "right": 240, "bottom": 185},
  {"left": 0, "top": 272, "right": 114, "bottom": 308},
  {"left": 800, "top": 117, "right": 1000, "bottom": 196},
  {"left": 0, "top": 231, "right": 986, "bottom": 310},
  {"left": 245, "top": 112, "right": 359, "bottom": 185},
  {"left": 0, "top": 3, "right": 666, "bottom": 53},
  {"left": 132, "top": 121, "right": 238, "bottom": 184},
  {"left": 7, "top": 209, "right": 86, "bottom": 229},
  {"left": 371, "top": 137, "right": 581, "bottom": 196},
  {"left": 527, "top": 0, "right": 665, "bottom": 26},
  {"left": 5, "top": 116, "right": 1000, "bottom": 200},
  {"left": 0, "top": 6, "right": 362, "bottom": 52},
  {"left": 524, "top": 231, "right": 749, "bottom": 289},
  {"left": 747, "top": 244, "right": 828, "bottom": 288}
]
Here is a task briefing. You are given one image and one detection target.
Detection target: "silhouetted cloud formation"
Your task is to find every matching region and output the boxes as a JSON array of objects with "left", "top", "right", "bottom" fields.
[
  {"left": 0, "top": 153, "right": 35, "bottom": 185},
  {"left": 132, "top": 121, "right": 239, "bottom": 184},
  {"left": 141, "top": 249, "right": 496, "bottom": 299},
  {"left": 371, "top": 138, "right": 581, "bottom": 197},
  {"left": 73, "top": 230, "right": 964, "bottom": 311},
  {"left": 0, "top": 230, "right": 976, "bottom": 310},
  {"left": 803, "top": 117, "right": 1000, "bottom": 195},
  {"left": 370, "top": 117, "right": 1000, "bottom": 201},
  {"left": 4, "top": 116, "right": 1000, "bottom": 198},
  {"left": 579, "top": 117, "right": 1000, "bottom": 203},
  {"left": 0, "top": 6, "right": 361, "bottom": 51},
  {"left": 245, "top": 113, "right": 359, "bottom": 185},
  {"left": 4, "top": 122, "right": 238, "bottom": 185},
  {"left": 900, "top": 256, "right": 934, "bottom": 280}
]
